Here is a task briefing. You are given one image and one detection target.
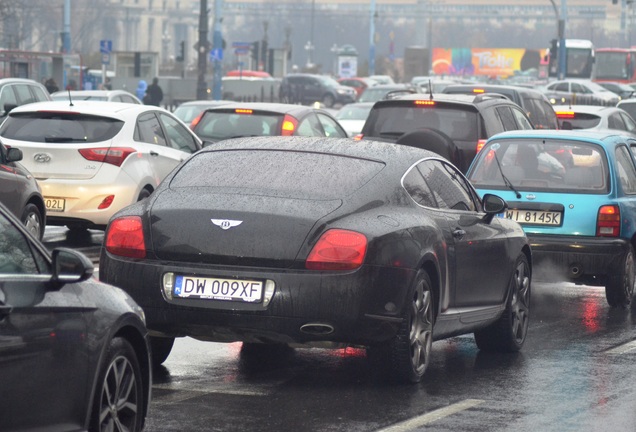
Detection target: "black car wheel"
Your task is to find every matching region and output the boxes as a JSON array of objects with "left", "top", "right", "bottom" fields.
[
  {"left": 605, "top": 245, "right": 635, "bottom": 308},
  {"left": 369, "top": 272, "right": 434, "bottom": 383},
  {"left": 21, "top": 203, "right": 44, "bottom": 240},
  {"left": 474, "top": 253, "right": 531, "bottom": 352},
  {"left": 322, "top": 94, "right": 335, "bottom": 108},
  {"left": 91, "top": 337, "right": 144, "bottom": 432},
  {"left": 150, "top": 336, "right": 175, "bottom": 366}
]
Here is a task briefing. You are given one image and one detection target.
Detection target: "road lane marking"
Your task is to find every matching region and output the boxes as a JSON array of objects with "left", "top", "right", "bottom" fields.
[
  {"left": 375, "top": 399, "right": 485, "bottom": 431},
  {"left": 152, "top": 383, "right": 268, "bottom": 405},
  {"left": 605, "top": 340, "right": 636, "bottom": 355}
]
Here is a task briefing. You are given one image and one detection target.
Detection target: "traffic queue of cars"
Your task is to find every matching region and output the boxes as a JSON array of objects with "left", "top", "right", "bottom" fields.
[{"left": 5, "top": 72, "right": 636, "bottom": 428}]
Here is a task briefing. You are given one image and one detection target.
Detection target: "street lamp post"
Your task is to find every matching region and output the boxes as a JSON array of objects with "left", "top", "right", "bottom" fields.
[
  {"left": 549, "top": 0, "right": 567, "bottom": 80},
  {"left": 305, "top": 40, "right": 314, "bottom": 68},
  {"left": 331, "top": 43, "right": 339, "bottom": 76},
  {"left": 369, "top": 0, "right": 376, "bottom": 75}
]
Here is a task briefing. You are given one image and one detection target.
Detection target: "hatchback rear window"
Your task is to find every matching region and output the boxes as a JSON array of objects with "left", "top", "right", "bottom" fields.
[
  {"left": 195, "top": 111, "right": 283, "bottom": 141},
  {"left": 170, "top": 149, "right": 384, "bottom": 199},
  {"left": 469, "top": 138, "right": 608, "bottom": 194},
  {"left": 555, "top": 111, "right": 601, "bottom": 130},
  {"left": 0, "top": 112, "right": 124, "bottom": 143},
  {"left": 364, "top": 102, "right": 479, "bottom": 142}
]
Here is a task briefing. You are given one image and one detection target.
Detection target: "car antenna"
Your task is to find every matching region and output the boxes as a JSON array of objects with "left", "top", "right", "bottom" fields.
[
  {"left": 67, "top": 89, "right": 74, "bottom": 107},
  {"left": 428, "top": 79, "right": 434, "bottom": 100}
]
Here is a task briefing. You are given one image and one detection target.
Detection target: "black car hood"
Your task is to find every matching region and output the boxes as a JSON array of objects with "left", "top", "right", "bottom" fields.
[{"left": 149, "top": 189, "right": 342, "bottom": 268}]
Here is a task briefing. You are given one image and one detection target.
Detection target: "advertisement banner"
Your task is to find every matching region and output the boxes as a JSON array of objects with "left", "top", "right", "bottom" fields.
[
  {"left": 338, "top": 55, "right": 358, "bottom": 79},
  {"left": 431, "top": 48, "right": 547, "bottom": 77}
]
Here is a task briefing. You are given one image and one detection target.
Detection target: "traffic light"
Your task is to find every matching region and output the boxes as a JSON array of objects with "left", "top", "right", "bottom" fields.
[
  {"left": 176, "top": 40, "right": 185, "bottom": 62},
  {"left": 251, "top": 41, "right": 260, "bottom": 64}
]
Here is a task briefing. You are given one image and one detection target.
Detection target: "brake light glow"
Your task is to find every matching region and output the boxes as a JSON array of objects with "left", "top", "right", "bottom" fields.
[
  {"left": 235, "top": 109, "right": 253, "bottom": 114},
  {"left": 555, "top": 111, "right": 575, "bottom": 119},
  {"left": 105, "top": 216, "right": 146, "bottom": 258},
  {"left": 353, "top": 134, "right": 364, "bottom": 141},
  {"left": 476, "top": 139, "right": 487, "bottom": 153},
  {"left": 306, "top": 229, "right": 367, "bottom": 270},
  {"left": 190, "top": 112, "right": 205, "bottom": 129},
  {"left": 597, "top": 205, "right": 620, "bottom": 237},
  {"left": 472, "top": 89, "right": 485, "bottom": 93},
  {"left": 281, "top": 114, "right": 298, "bottom": 136},
  {"left": 414, "top": 100, "right": 435, "bottom": 106},
  {"left": 79, "top": 147, "right": 136, "bottom": 167}
]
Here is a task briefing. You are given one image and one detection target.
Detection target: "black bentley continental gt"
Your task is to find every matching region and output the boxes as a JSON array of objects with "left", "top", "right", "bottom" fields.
[{"left": 99, "top": 136, "right": 532, "bottom": 383}]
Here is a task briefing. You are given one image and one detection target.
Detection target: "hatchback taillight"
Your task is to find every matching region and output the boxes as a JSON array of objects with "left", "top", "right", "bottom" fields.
[
  {"left": 597, "top": 205, "right": 620, "bottom": 237},
  {"left": 190, "top": 112, "right": 205, "bottom": 129},
  {"left": 105, "top": 216, "right": 146, "bottom": 258},
  {"left": 281, "top": 114, "right": 298, "bottom": 136},
  {"left": 353, "top": 134, "right": 364, "bottom": 141},
  {"left": 79, "top": 147, "right": 136, "bottom": 167},
  {"left": 306, "top": 229, "right": 367, "bottom": 270}
]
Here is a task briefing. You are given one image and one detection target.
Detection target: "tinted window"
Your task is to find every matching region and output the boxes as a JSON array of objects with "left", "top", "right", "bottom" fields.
[
  {"left": 196, "top": 111, "right": 281, "bottom": 141},
  {"left": 159, "top": 113, "right": 199, "bottom": 153},
  {"left": 0, "top": 86, "right": 18, "bottom": 111},
  {"left": 511, "top": 107, "right": 534, "bottom": 129},
  {"left": 496, "top": 106, "right": 517, "bottom": 130},
  {"left": 135, "top": 112, "right": 167, "bottom": 146},
  {"left": 470, "top": 139, "right": 608, "bottom": 194},
  {"left": 29, "top": 85, "right": 49, "bottom": 102},
  {"left": 364, "top": 103, "right": 479, "bottom": 142},
  {"left": 417, "top": 160, "right": 476, "bottom": 211},
  {"left": 13, "top": 85, "right": 36, "bottom": 105},
  {"left": 316, "top": 113, "right": 347, "bottom": 138},
  {"left": 558, "top": 113, "right": 601, "bottom": 129},
  {"left": 170, "top": 150, "right": 385, "bottom": 199},
  {"left": 0, "top": 213, "right": 47, "bottom": 274},
  {"left": 403, "top": 163, "right": 437, "bottom": 208},
  {"left": 616, "top": 145, "right": 636, "bottom": 194},
  {"left": 608, "top": 113, "right": 627, "bottom": 131},
  {"left": 0, "top": 112, "right": 124, "bottom": 142}
]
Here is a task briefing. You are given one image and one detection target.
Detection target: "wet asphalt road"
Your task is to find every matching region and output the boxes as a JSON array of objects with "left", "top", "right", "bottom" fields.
[{"left": 44, "top": 227, "right": 636, "bottom": 432}]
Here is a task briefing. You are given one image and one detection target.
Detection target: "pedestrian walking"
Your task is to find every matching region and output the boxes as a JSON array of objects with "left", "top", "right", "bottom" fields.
[{"left": 144, "top": 77, "right": 163, "bottom": 106}]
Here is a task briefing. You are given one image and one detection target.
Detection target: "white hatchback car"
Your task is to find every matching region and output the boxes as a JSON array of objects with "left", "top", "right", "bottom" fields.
[
  {"left": 50, "top": 89, "right": 143, "bottom": 104},
  {"left": 0, "top": 101, "right": 202, "bottom": 231}
]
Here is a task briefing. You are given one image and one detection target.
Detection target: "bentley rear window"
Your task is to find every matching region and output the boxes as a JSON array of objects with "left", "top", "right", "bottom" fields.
[{"left": 170, "top": 149, "right": 385, "bottom": 199}]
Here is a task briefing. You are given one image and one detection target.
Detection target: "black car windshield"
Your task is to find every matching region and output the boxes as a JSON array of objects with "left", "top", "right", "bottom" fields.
[
  {"left": 0, "top": 112, "right": 124, "bottom": 143},
  {"left": 170, "top": 149, "right": 385, "bottom": 199},
  {"left": 364, "top": 103, "right": 479, "bottom": 142},
  {"left": 195, "top": 111, "right": 283, "bottom": 141},
  {"left": 469, "top": 138, "right": 609, "bottom": 194}
]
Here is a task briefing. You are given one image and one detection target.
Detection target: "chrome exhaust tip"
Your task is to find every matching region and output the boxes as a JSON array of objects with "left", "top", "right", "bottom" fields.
[{"left": 300, "top": 323, "right": 335, "bottom": 335}]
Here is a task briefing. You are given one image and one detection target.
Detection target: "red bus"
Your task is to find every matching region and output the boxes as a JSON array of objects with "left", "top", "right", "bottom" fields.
[{"left": 594, "top": 48, "right": 636, "bottom": 83}]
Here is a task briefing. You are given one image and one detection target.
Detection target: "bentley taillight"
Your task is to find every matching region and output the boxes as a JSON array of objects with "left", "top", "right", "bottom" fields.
[
  {"left": 105, "top": 216, "right": 146, "bottom": 258},
  {"left": 306, "top": 229, "right": 367, "bottom": 270}
]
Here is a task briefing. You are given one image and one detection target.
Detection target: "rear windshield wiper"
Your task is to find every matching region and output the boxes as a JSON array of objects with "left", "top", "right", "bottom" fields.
[{"left": 44, "top": 137, "right": 88, "bottom": 142}]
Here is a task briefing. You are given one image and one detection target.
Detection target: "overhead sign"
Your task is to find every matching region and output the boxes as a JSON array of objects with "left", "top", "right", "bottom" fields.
[
  {"left": 210, "top": 48, "right": 223, "bottom": 62},
  {"left": 100, "top": 40, "right": 112, "bottom": 65}
]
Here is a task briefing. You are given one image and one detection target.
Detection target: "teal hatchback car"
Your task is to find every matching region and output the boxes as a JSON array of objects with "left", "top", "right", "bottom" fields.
[{"left": 467, "top": 129, "right": 636, "bottom": 307}]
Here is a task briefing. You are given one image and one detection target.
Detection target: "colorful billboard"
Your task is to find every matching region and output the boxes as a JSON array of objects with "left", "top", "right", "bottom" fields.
[{"left": 432, "top": 48, "right": 547, "bottom": 77}]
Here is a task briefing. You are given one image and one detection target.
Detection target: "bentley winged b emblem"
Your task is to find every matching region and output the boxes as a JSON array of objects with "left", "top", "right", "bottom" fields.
[{"left": 211, "top": 219, "right": 243, "bottom": 230}]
